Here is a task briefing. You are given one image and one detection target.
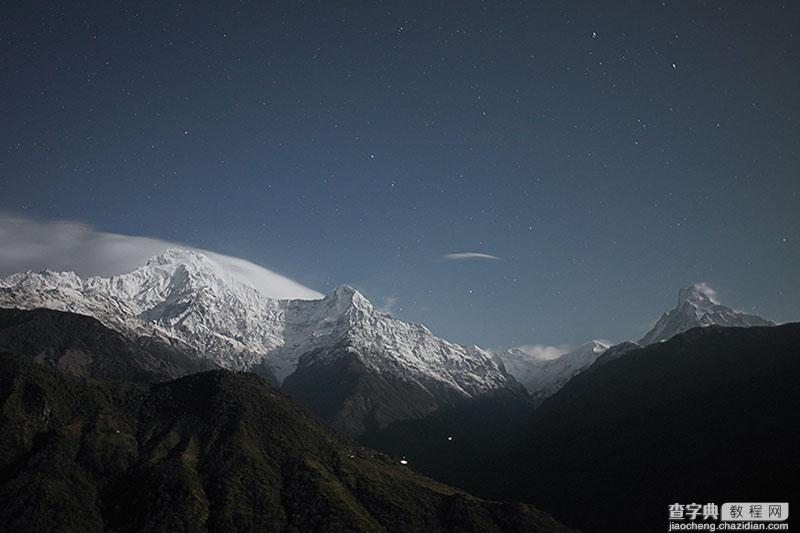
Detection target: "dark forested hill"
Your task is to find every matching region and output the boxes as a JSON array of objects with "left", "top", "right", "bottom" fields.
[
  {"left": 359, "top": 324, "right": 800, "bottom": 532},
  {"left": 494, "top": 323, "right": 800, "bottom": 532},
  {"left": 0, "top": 351, "right": 570, "bottom": 532},
  {"left": 0, "top": 307, "right": 216, "bottom": 383}
]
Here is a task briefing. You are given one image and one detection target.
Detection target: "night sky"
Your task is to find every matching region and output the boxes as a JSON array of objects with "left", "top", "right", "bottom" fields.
[{"left": 2, "top": 1, "right": 798, "bottom": 349}]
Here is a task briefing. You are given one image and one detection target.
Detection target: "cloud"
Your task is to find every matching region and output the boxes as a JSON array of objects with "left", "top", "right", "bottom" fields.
[
  {"left": 0, "top": 214, "right": 323, "bottom": 300},
  {"left": 514, "top": 344, "right": 571, "bottom": 362},
  {"left": 377, "top": 295, "right": 398, "bottom": 314},
  {"left": 693, "top": 282, "right": 720, "bottom": 304},
  {"left": 201, "top": 251, "right": 323, "bottom": 300},
  {"left": 438, "top": 252, "right": 502, "bottom": 262}
]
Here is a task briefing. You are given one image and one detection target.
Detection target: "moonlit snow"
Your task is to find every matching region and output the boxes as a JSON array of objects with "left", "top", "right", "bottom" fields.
[{"left": 0, "top": 248, "right": 513, "bottom": 396}]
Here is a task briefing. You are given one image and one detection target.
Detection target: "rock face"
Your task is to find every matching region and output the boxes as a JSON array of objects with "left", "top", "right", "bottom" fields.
[
  {"left": 639, "top": 283, "right": 773, "bottom": 345},
  {"left": 0, "top": 249, "right": 522, "bottom": 434},
  {"left": 0, "top": 351, "right": 571, "bottom": 533}
]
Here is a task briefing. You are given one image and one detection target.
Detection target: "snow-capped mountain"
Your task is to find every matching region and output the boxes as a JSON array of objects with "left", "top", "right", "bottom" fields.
[
  {"left": 498, "top": 282, "right": 775, "bottom": 402},
  {"left": 0, "top": 249, "right": 288, "bottom": 376},
  {"left": 0, "top": 249, "right": 517, "bottom": 432},
  {"left": 639, "top": 283, "right": 774, "bottom": 345},
  {"left": 497, "top": 340, "right": 610, "bottom": 401}
]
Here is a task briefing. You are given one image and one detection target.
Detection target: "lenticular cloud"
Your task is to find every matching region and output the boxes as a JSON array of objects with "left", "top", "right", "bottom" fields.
[{"left": 0, "top": 214, "right": 323, "bottom": 300}]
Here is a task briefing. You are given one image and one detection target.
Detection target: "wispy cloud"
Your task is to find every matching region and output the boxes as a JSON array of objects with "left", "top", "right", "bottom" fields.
[
  {"left": 438, "top": 252, "right": 502, "bottom": 262},
  {"left": 513, "top": 344, "right": 571, "bottom": 361},
  {"left": 377, "top": 295, "right": 398, "bottom": 314},
  {"left": 693, "top": 282, "right": 720, "bottom": 304},
  {"left": 0, "top": 214, "right": 323, "bottom": 300}
]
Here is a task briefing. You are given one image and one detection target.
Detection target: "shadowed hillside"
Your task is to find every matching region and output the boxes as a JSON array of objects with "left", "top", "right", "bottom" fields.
[
  {"left": 0, "top": 351, "right": 571, "bottom": 532},
  {"left": 0, "top": 308, "right": 216, "bottom": 383},
  {"left": 496, "top": 324, "right": 800, "bottom": 532}
]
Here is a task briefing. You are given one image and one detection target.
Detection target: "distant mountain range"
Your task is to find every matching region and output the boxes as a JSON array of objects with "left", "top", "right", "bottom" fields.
[
  {"left": 0, "top": 249, "right": 525, "bottom": 435},
  {"left": 0, "top": 252, "right": 778, "bottom": 436},
  {"left": 0, "top": 250, "right": 794, "bottom": 531},
  {"left": 496, "top": 282, "right": 774, "bottom": 402},
  {"left": 497, "top": 340, "right": 610, "bottom": 403},
  {"left": 366, "top": 323, "right": 800, "bottom": 532},
  {"left": 0, "top": 251, "right": 779, "bottom": 439}
]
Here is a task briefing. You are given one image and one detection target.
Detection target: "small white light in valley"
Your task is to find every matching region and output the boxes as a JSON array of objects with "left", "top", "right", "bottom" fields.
[
  {"left": 447, "top": 436, "right": 453, "bottom": 441},
  {"left": 400, "top": 459, "right": 408, "bottom": 465}
]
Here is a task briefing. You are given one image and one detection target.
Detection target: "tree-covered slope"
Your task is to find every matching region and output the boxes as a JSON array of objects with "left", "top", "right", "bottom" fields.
[
  {"left": 0, "top": 352, "right": 570, "bottom": 532},
  {"left": 0, "top": 307, "right": 215, "bottom": 383},
  {"left": 496, "top": 323, "right": 800, "bottom": 532}
]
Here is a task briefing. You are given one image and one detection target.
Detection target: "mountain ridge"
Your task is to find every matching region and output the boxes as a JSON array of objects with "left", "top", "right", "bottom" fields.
[
  {"left": 372, "top": 323, "right": 800, "bottom": 532},
  {"left": 497, "top": 322, "right": 800, "bottom": 532},
  {"left": 0, "top": 249, "right": 522, "bottom": 434},
  {"left": 0, "top": 307, "right": 217, "bottom": 383},
  {"left": 497, "top": 282, "right": 775, "bottom": 400}
]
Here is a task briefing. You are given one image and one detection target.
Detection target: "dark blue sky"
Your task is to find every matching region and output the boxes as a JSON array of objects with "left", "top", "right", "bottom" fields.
[{"left": 2, "top": 1, "right": 798, "bottom": 348}]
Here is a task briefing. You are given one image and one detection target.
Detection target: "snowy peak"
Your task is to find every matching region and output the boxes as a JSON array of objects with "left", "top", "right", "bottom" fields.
[
  {"left": 87, "top": 248, "right": 260, "bottom": 302},
  {"left": 81, "top": 248, "right": 276, "bottom": 331},
  {"left": 639, "top": 283, "right": 774, "bottom": 345},
  {"left": 0, "top": 250, "right": 512, "bottom": 402},
  {"left": 301, "top": 284, "right": 509, "bottom": 397},
  {"left": 136, "top": 248, "right": 221, "bottom": 280},
  {"left": 677, "top": 282, "right": 719, "bottom": 307},
  {"left": 323, "top": 285, "right": 373, "bottom": 314},
  {"left": 496, "top": 339, "right": 610, "bottom": 400},
  {"left": 0, "top": 250, "right": 521, "bottom": 434}
]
